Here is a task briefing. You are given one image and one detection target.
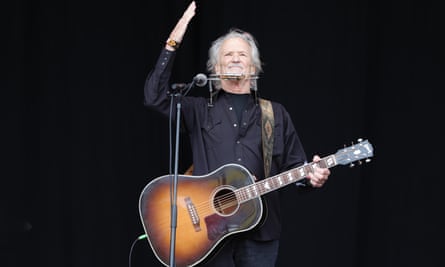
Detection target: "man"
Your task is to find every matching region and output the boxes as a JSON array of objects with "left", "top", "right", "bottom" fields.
[{"left": 144, "top": 1, "right": 330, "bottom": 266}]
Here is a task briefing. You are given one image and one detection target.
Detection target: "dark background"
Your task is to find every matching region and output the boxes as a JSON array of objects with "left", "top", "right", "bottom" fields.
[{"left": 4, "top": 0, "right": 444, "bottom": 266}]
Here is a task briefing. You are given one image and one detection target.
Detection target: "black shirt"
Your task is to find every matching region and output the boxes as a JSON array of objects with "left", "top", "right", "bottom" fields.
[{"left": 144, "top": 49, "right": 308, "bottom": 240}]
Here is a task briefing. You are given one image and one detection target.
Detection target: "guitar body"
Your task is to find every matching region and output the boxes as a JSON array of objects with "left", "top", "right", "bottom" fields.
[
  {"left": 139, "top": 139, "right": 374, "bottom": 267},
  {"left": 139, "top": 164, "right": 263, "bottom": 267}
]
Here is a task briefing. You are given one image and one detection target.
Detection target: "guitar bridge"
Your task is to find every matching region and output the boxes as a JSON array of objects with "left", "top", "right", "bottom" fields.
[{"left": 184, "top": 196, "right": 201, "bottom": 232}]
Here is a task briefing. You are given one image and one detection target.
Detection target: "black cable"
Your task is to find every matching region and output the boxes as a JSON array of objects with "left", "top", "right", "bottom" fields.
[{"left": 128, "top": 234, "right": 147, "bottom": 267}]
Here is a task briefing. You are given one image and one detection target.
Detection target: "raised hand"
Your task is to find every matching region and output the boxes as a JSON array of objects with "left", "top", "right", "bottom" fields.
[{"left": 165, "top": 1, "right": 197, "bottom": 51}]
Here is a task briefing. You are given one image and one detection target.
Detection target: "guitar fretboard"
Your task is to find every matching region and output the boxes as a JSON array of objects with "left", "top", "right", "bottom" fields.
[{"left": 235, "top": 155, "right": 337, "bottom": 203}]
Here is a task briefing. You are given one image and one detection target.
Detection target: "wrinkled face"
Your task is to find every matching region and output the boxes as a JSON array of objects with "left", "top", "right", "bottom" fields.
[{"left": 215, "top": 37, "right": 256, "bottom": 75}]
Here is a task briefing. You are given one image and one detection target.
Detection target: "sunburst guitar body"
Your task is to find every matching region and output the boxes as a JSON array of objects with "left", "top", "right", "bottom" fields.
[{"left": 139, "top": 139, "right": 374, "bottom": 266}]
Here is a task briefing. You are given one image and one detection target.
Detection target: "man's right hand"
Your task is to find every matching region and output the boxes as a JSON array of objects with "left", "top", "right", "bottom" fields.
[{"left": 165, "top": 1, "right": 197, "bottom": 51}]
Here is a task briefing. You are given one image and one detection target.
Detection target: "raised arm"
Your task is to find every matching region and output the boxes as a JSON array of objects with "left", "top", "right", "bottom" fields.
[
  {"left": 165, "top": 1, "right": 197, "bottom": 51},
  {"left": 144, "top": 1, "right": 197, "bottom": 114}
]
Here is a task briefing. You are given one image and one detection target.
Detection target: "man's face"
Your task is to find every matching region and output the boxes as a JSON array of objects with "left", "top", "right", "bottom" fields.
[{"left": 215, "top": 37, "right": 255, "bottom": 75}]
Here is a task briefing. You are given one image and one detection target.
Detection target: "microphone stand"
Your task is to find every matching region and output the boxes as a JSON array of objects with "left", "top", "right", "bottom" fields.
[
  {"left": 167, "top": 80, "right": 194, "bottom": 267},
  {"left": 165, "top": 73, "right": 256, "bottom": 265}
]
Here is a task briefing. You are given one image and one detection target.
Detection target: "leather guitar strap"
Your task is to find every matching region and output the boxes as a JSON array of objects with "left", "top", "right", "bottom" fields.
[{"left": 259, "top": 98, "right": 274, "bottom": 178}]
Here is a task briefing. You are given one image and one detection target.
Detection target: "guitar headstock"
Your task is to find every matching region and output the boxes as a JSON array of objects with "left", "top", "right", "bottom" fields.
[{"left": 335, "top": 139, "right": 374, "bottom": 167}]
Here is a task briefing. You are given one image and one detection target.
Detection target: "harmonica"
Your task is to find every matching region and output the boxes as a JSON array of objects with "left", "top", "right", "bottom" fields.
[{"left": 209, "top": 73, "right": 259, "bottom": 80}]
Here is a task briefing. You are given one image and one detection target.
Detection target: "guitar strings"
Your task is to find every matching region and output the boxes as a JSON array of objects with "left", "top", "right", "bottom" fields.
[
  {"left": 153, "top": 177, "right": 289, "bottom": 230},
  {"left": 152, "top": 189, "right": 243, "bottom": 229},
  {"left": 149, "top": 143, "right": 371, "bottom": 229},
  {"left": 152, "top": 169, "right": 301, "bottom": 229},
  {"left": 214, "top": 146, "right": 366, "bottom": 214}
]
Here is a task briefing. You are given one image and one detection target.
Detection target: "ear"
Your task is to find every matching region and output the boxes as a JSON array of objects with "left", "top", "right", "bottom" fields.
[
  {"left": 215, "top": 64, "right": 221, "bottom": 74},
  {"left": 249, "top": 65, "right": 256, "bottom": 75}
]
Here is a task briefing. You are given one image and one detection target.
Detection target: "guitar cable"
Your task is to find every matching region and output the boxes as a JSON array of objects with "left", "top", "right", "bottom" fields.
[{"left": 128, "top": 234, "right": 147, "bottom": 267}]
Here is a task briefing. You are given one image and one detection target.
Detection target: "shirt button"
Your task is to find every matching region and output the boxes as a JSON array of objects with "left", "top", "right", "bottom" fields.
[
  {"left": 233, "top": 123, "right": 237, "bottom": 127},
  {"left": 237, "top": 158, "right": 242, "bottom": 162},
  {"left": 236, "top": 140, "right": 240, "bottom": 144},
  {"left": 229, "top": 107, "right": 233, "bottom": 111},
  {"left": 243, "top": 122, "right": 247, "bottom": 126}
]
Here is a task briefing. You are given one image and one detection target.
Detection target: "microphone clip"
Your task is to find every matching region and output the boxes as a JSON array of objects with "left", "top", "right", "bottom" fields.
[
  {"left": 167, "top": 83, "right": 190, "bottom": 96},
  {"left": 168, "top": 73, "right": 208, "bottom": 97}
]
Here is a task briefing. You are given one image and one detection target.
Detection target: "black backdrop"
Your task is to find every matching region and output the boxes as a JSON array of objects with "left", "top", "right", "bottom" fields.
[{"left": 4, "top": 0, "right": 444, "bottom": 266}]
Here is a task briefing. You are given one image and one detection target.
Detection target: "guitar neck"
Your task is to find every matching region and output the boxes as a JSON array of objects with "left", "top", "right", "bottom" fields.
[{"left": 235, "top": 155, "right": 337, "bottom": 203}]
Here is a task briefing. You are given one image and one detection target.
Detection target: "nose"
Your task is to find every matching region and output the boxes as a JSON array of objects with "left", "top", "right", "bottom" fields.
[{"left": 231, "top": 54, "right": 240, "bottom": 62}]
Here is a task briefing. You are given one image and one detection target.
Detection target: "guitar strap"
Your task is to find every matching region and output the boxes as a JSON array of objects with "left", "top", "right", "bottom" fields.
[
  {"left": 259, "top": 98, "right": 274, "bottom": 178},
  {"left": 184, "top": 98, "right": 275, "bottom": 177}
]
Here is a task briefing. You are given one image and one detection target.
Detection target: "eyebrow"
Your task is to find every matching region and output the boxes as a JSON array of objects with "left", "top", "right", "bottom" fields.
[{"left": 222, "top": 50, "right": 248, "bottom": 54}]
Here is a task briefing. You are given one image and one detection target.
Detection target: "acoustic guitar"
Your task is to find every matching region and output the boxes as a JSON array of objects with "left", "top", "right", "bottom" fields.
[{"left": 139, "top": 139, "right": 373, "bottom": 266}]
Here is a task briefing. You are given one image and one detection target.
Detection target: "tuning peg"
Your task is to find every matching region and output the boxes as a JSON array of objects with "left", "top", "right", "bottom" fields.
[
  {"left": 349, "top": 163, "right": 355, "bottom": 168},
  {"left": 357, "top": 138, "right": 363, "bottom": 142},
  {"left": 358, "top": 160, "right": 363, "bottom": 165},
  {"left": 365, "top": 158, "right": 371, "bottom": 163}
]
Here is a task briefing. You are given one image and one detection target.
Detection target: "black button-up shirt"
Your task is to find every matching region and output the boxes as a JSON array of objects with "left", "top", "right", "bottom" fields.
[{"left": 144, "top": 49, "right": 308, "bottom": 241}]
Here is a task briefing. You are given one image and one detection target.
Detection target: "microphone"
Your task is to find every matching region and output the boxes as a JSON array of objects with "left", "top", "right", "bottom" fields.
[
  {"left": 171, "top": 73, "right": 208, "bottom": 91},
  {"left": 193, "top": 73, "right": 207, "bottom": 87}
]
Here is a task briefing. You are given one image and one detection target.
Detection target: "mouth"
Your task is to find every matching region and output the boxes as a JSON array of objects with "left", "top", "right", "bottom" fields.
[{"left": 227, "top": 65, "right": 244, "bottom": 73}]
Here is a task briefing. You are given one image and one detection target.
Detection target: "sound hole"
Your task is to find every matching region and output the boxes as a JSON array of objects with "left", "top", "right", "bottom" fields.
[{"left": 213, "top": 188, "right": 238, "bottom": 216}]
